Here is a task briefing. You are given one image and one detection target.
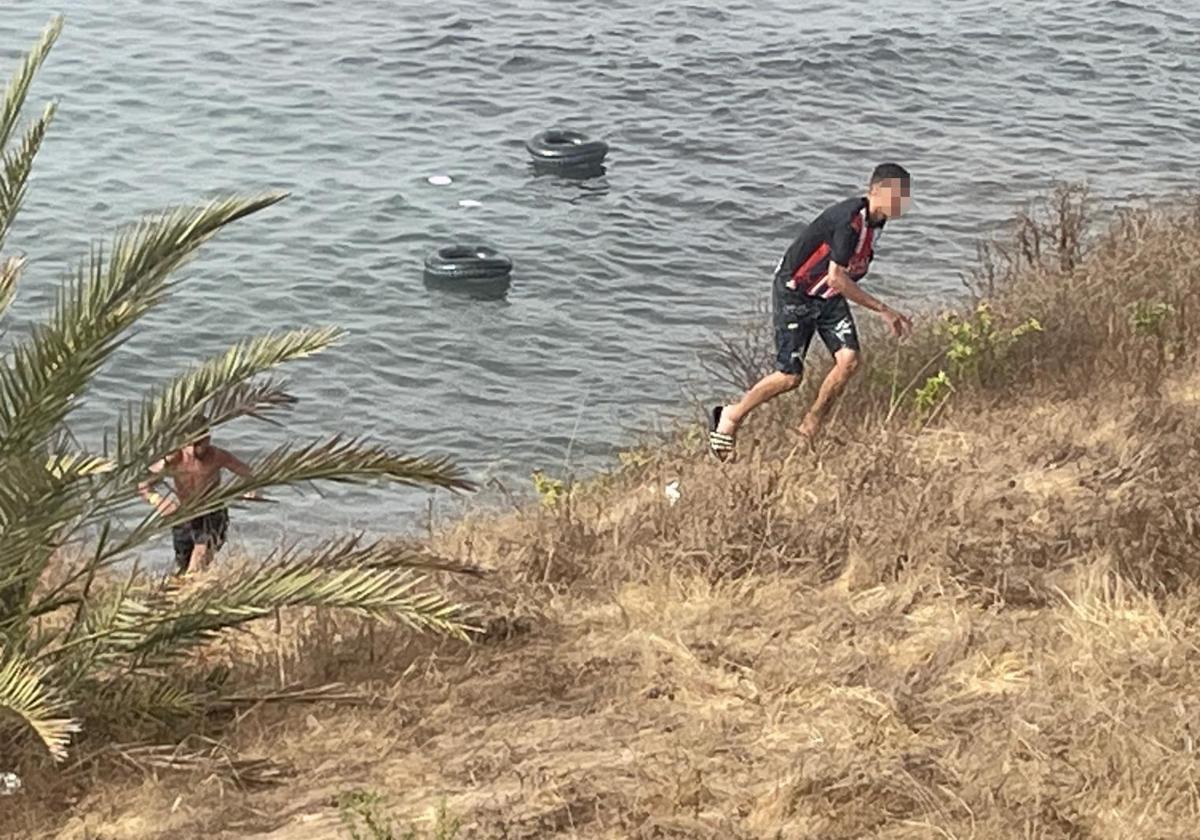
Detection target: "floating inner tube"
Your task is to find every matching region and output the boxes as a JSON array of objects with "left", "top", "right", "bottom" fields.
[
  {"left": 423, "top": 245, "right": 513, "bottom": 281},
  {"left": 525, "top": 129, "right": 609, "bottom": 168}
]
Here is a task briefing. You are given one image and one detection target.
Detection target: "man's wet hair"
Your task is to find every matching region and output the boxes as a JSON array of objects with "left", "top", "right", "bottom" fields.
[
  {"left": 184, "top": 415, "right": 211, "bottom": 440},
  {"left": 870, "top": 162, "right": 911, "bottom": 188}
]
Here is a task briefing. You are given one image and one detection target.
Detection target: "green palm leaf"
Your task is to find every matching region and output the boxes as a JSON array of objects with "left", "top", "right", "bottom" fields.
[
  {"left": 242, "top": 436, "right": 473, "bottom": 491},
  {"left": 0, "top": 254, "right": 24, "bottom": 318},
  {"left": 0, "top": 450, "right": 96, "bottom": 620},
  {"left": 0, "top": 102, "right": 55, "bottom": 252},
  {"left": 89, "top": 675, "right": 203, "bottom": 726},
  {"left": 0, "top": 15, "right": 60, "bottom": 155},
  {"left": 85, "top": 562, "right": 471, "bottom": 671},
  {"left": 35, "top": 574, "right": 140, "bottom": 692},
  {"left": 0, "top": 647, "right": 78, "bottom": 761},
  {"left": 111, "top": 326, "right": 342, "bottom": 471},
  {"left": 0, "top": 193, "right": 286, "bottom": 457}
]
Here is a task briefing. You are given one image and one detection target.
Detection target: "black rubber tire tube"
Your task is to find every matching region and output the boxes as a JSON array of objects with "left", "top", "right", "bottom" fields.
[
  {"left": 525, "top": 129, "right": 609, "bottom": 167},
  {"left": 423, "top": 245, "right": 513, "bottom": 281}
]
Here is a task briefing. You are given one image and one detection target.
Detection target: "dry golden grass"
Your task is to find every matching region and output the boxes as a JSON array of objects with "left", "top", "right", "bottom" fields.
[{"left": 6, "top": 187, "right": 1200, "bottom": 839}]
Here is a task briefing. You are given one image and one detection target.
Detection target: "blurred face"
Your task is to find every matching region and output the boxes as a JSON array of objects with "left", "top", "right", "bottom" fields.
[
  {"left": 871, "top": 178, "right": 912, "bottom": 219},
  {"left": 184, "top": 435, "right": 211, "bottom": 458}
]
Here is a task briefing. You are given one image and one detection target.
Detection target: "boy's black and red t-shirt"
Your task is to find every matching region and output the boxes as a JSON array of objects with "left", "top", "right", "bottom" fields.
[{"left": 774, "top": 196, "right": 886, "bottom": 299}]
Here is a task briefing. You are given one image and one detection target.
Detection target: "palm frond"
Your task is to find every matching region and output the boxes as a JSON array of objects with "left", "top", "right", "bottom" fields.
[
  {"left": 197, "top": 377, "right": 297, "bottom": 425},
  {"left": 0, "top": 102, "right": 55, "bottom": 252},
  {"left": 0, "top": 440, "right": 150, "bottom": 612},
  {"left": 97, "top": 563, "right": 471, "bottom": 670},
  {"left": 111, "top": 326, "right": 340, "bottom": 469},
  {"left": 34, "top": 574, "right": 141, "bottom": 691},
  {"left": 0, "top": 253, "right": 26, "bottom": 318},
  {"left": 89, "top": 675, "right": 202, "bottom": 725},
  {"left": 0, "top": 16, "right": 61, "bottom": 154},
  {"left": 0, "top": 451, "right": 96, "bottom": 619},
  {"left": 0, "top": 646, "right": 78, "bottom": 761},
  {"left": 0, "top": 193, "right": 287, "bottom": 457},
  {"left": 242, "top": 436, "right": 475, "bottom": 492},
  {"left": 44, "top": 451, "right": 116, "bottom": 478}
]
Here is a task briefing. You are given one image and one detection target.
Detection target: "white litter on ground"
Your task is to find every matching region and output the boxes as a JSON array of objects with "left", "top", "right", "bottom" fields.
[
  {"left": 427, "top": 175, "right": 453, "bottom": 186},
  {"left": 458, "top": 199, "right": 482, "bottom": 208},
  {"left": 1, "top": 772, "right": 22, "bottom": 795},
  {"left": 664, "top": 480, "right": 681, "bottom": 506}
]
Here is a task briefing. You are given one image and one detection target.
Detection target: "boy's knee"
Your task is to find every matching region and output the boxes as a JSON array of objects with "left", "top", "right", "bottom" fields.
[
  {"left": 835, "top": 352, "right": 860, "bottom": 377},
  {"left": 780, "top": 371, "right": 803, "bottom": 391}
]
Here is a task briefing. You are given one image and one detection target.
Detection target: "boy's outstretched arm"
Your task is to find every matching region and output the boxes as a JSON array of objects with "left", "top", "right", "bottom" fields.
[
  {"left": 137, "top": 460, "right": 178, "bottom": 515},
  {"left": 216, "top": 448, "right": 260, "bottom": 500},
  {"left": 826, "top": 263, "right": 912, "bottom": 337}
]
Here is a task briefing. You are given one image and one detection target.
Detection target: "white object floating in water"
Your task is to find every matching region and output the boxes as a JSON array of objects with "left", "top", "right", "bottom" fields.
[
  {"left": 664, "top": 479, "right": 681, "bottom": 506},
  {"left": 427, "top": 175, "right": 453, "bottom": 186},
  {"left": 0, "top": 772, "right": 22, "bottom": 796},
  {"left": 458, "top": 199, "right": 482, "bottom": 208}
]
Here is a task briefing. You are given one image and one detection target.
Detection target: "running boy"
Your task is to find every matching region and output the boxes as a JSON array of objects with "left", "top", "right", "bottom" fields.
[{"left": 708, "top": 163, "right": 914, "bottom": 459}]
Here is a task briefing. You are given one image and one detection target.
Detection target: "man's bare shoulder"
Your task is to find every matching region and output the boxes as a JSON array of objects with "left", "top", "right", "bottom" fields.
[{"left": 209, "top": 446, "right": 242, "bottom": 466}]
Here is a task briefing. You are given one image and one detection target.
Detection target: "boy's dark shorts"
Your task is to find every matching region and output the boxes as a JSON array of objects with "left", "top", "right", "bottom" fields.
[
  {"left": 773, "top": 279, "right": 861, "bottom": 376},
  {"left": 172, "top": 508, "right": 229, "bottom": 573}
]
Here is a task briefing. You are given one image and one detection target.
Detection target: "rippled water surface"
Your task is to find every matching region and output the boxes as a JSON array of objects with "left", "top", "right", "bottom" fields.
[{"left": 3, "top": 0, "right": 1198, "bottom": 550}]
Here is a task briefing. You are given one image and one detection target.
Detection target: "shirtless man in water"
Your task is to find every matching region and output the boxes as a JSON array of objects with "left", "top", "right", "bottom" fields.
[{"left": 137, "top": 419, "right": 256, "bottom": 575}]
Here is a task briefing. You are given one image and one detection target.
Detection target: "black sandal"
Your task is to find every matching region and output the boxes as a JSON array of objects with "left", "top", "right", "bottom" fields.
[{"left": 708, "top": 406, "right": 735, "bottom": 461}]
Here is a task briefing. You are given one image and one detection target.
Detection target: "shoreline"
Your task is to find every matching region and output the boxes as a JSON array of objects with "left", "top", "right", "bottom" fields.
[{"left": 11, "top": 186, "right": 1200, "bottom": 838}]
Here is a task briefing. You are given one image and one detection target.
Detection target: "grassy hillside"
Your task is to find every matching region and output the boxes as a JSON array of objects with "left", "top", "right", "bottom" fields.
[{"left": 9, "top": 186, "right": 1200, "bottom": 839}]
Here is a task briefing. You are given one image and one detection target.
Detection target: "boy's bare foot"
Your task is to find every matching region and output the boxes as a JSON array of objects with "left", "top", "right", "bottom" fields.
[{"left": 797, "top": 413, "right": 820, "bottom": 441}]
